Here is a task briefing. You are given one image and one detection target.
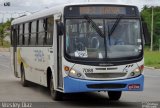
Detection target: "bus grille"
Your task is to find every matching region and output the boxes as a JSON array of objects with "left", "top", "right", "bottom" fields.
[{"left": 85, "top": 73, "right": 126, "bottom": 79}]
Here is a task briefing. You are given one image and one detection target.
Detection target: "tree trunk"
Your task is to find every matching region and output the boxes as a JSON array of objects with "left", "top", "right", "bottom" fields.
[
  {"left": 1, "top": 39, "right": 3, "bottom": 46},
  {"left": 2, "top": 39, "right": 3, "bottom": 46}
]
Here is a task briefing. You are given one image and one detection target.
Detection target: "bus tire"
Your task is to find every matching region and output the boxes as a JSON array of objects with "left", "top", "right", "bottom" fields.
[
  {"left": 50, "top": 75, "right": 63, "bottom": 101},
  {"left": 108, "top": 91, "right": 122, "bottom": 101},
  {"left": 21, "top": 64, "right": 28, "bottom": 87}
]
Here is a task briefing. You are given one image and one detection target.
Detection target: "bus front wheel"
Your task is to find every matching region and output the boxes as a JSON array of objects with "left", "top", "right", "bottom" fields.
[
  {"left": 108, "top": 91, "right": 122, "bottom": 101},
  {"left": 21, "top": 65, "right": 28, "bottom": 87},
  {"left": 50, "top": 75, "right": 63, "bottom": 101}
]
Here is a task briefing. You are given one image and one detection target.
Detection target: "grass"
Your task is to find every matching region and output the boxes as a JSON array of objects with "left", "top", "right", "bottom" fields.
[
  {"left": 0, "top": 40, "right": 10, "bottom": 48},
  {"left": 144, "top": 50, "right": 160, "bottom": 69}
]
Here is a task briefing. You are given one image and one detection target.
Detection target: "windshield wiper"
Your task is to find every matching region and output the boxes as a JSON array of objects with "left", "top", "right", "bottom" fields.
[
  {"left": 108, "top": 15, "right": 123, "bottom": 36},
  {"left": 84, "top": 15, "right": 104, "bottom": 38}
]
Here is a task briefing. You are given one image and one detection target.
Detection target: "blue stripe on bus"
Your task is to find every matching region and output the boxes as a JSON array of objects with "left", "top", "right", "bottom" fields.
[{"left": 64, "top": 75, "right": 144, "bottom": 93}]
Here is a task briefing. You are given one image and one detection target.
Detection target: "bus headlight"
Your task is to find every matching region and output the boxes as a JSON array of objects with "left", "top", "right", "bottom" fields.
[
  {"left": 129, "top": 65, "right": 144, "bottom": 78},
  {"left": 69, "top": 69, "right": 84, "bottom": 79},
  {"left": 64, "top": 66, "right": 85, "bottom": 79}
]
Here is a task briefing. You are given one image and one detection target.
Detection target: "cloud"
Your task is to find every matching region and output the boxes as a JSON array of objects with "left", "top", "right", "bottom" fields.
[
  {"left": 91, "top": 0, "right": 160, "bottom": 9},
  {"left": 0, "top": 0, "right": 160, "bottom": 22},
  {"left": 1, "top": 0, "right": 160, "bottom": 12}
]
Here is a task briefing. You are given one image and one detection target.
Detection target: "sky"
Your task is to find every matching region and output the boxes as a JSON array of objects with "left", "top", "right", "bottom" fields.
[{"left": 0, "top": 0, "right": 160, "bottom": 22}]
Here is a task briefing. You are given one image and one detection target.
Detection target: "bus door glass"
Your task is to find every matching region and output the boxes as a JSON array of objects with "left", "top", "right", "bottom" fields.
[
  {"left": 12, "top": 25, "right": 18, "bottom": 77},
  {"left": 55, "top": 13, "right": 63, "bottom": 89}
]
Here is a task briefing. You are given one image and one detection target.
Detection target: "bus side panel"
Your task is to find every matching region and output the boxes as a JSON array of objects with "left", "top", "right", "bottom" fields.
[{"left": 17, "top": 47, "right": 49, "bottom": 86}]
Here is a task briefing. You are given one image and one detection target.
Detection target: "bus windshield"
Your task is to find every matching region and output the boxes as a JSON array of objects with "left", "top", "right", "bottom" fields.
[{"left": 65, "top": 18, "right": 142, "bottom": 60}]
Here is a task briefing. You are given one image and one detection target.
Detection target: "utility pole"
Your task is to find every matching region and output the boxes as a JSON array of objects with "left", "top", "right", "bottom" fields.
[
  {"left": 150, "top": 6, "right": 154, "bottom": 51},
  {"left": 159, "top": 39, "right": 160, "bottom": 52}
]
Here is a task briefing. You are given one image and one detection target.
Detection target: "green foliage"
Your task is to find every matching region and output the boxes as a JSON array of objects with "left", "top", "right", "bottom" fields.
[
  {"left": 141, "top": 6, "right": 160, "bottom": 50},
  {"left": 0, "top": 20, "right": 11, "bottom": 46},
  {"left": 0, "top": 40, "right": 10, "bottom": 48}
]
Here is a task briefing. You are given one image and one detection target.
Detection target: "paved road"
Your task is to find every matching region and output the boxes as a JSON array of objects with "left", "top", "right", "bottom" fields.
[{"left": 0, "top": 52, "right": 160, "bottom": 107}]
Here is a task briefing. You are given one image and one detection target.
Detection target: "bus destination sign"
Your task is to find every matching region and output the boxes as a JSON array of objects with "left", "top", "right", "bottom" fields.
[
  {"left": 80, "top": 6, "right": 127, "bottom": 15},
  {"left": 64, "top": 5, "right": 138, "bottom": 17}
]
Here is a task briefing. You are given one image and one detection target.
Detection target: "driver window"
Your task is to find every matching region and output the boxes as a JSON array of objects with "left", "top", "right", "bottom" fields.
[
  {"left": 66, "top": 19, "right": 105, "bottom": 59},
  {"left": 106, "top": 20, "right": 125, "bottom": 46}
]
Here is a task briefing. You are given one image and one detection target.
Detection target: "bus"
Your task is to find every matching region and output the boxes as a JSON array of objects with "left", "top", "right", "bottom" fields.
[{"left": 10, "top": 3, "right": 149, "bottom": 101}]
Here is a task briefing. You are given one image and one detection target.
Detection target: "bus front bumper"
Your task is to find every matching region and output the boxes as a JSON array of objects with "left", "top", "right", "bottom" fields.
[{"left": 63, "top": 75, "right": 144, "bottom": 93}]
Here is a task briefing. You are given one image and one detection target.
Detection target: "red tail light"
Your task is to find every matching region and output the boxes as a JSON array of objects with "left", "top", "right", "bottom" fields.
[{"left": 139, "top": 65, "right": 144, "bottom": 72}]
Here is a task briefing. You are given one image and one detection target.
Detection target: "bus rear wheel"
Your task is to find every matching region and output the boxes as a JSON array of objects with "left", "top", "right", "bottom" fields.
[
  {"left": 21, "top": 65, "right": 28, "bottom": 87},
  {"left": 50, "top": 75, "right": 63, "bottom": 101},
  {"left": 108, "top": 91, "right": 122, "bottom": 101}
]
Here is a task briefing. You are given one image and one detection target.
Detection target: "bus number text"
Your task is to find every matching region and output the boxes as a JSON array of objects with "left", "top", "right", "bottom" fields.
[{"left": 83, "top": 68, "right": 93, "bottom": 73}]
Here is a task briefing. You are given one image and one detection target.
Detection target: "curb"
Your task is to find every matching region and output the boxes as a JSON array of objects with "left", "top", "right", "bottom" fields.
[
  {"left": 144, "top": 66, "right": 155, "bottom": 69},
  {"left": 144, "top": 66, "right": 160, "bottom": 70}
]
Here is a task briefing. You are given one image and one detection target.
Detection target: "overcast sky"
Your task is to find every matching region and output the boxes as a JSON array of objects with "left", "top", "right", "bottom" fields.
[{"left": 0, "top": 0, "right": 160, "bottom": 22}]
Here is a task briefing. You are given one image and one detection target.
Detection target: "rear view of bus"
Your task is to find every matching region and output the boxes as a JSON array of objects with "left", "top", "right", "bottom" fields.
[{"left": 63, "top": 4, "right": 144, "bottom": 100}]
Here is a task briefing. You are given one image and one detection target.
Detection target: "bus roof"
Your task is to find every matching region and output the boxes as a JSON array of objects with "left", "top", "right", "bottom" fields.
[{"left": 12, "top": 2, "right": 138, "bottom": 25}]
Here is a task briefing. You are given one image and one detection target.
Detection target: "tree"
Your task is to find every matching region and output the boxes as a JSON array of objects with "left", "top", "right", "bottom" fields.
[
  {"left": 0, "top": 20, "right": 11, "bottom": 46},
  {"left": 141, "top": 6, "right": 160, "bottom": 50}
]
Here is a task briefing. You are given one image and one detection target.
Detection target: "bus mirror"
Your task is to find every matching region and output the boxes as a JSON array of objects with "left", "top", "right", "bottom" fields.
[
  {"left": 142, "top": 22, "right": 150, "bottom": 45},
  {"left": 57, "top": 22, "right": 64, "bottom": 36}
]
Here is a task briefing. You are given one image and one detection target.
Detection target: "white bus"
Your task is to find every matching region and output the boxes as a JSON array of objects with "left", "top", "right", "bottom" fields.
[{"left": 10, "top": 3, "right": 149, "bottom": 101}]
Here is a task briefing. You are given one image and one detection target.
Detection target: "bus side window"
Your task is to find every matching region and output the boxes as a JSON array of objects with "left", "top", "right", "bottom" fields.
[
  {"left": 30, "top": 21, "right": 37, "bottom": 45},
  {"left": 36, "top": 20, "right": 39, "bottom": 45},
  {"left": 10, "top": 25, "right": 19, "bottom": 47},
  {"left": 22, "top": 24, "right": 25, "bottom": 45},
  {"left": 10, "top": 26, "right": 13, "bottom": 46},
  {"left": 24, "top": 23, "right": 29, "bottom": 45},
  {"left": 17, "top": 25, "right": 19, "bottom": 45},
  {"left": 19, "top": 24, "right": 23, "bottom": 45},
  {"left": 47, "top": 16, "right": 54, "bottom": 45},
  {"left": 38, "top": 19, "right": 46, "bottom": 45},
  {"left": 28, "top": 22, "right": 32, "bottom": 45},
  {"left": 44, "top": 18, "right": 47, "bottom": 45}
]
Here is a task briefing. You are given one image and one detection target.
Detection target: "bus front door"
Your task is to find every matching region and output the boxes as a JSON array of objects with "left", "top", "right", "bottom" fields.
[
  {"left": 57, "top": 22, "right": 63, "bottom": 89},
  {"left": 13, "top": 27, "right": 18, "bottom": 77},
  {"left": 54, "top": 13, "right": 63, "bottom": 90}
]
